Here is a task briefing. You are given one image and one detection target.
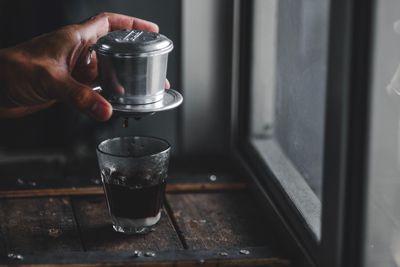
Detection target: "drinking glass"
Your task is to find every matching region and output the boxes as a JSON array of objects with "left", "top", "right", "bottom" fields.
[{"left": 96, "top": 136, "right": 170, "bottom": 234}]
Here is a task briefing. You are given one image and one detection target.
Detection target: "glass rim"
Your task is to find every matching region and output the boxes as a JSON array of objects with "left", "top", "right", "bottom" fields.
[{"left": 97, "top": 136, "right": 171, "bottom": 159}]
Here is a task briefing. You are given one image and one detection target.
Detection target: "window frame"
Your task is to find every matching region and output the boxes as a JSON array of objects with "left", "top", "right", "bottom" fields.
[{"left": 230, "top": 0, "right": 375, "bottom": 266}]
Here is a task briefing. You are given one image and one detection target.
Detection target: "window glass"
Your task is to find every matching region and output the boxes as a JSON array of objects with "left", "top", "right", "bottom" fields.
[
  {"left": 365, "top": 1, "right": 400, "bottom": 266},
  {"left": 249, "top": 0, "right": 330, "bottom": 238}
]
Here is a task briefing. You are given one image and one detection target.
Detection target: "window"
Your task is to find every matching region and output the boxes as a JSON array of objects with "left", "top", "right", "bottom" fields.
[
  {"left": 236, "top": 0, "right": 376, "bottom": 266},
  {"left": 248, "top": 0, "right": 330, "bottom": 239},
  {"left": 365, "top": 1, "right": 400, "bottom": 266}
]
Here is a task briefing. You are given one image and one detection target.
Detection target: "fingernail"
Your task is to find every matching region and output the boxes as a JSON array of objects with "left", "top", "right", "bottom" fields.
[
  {"left": 90, "top": 101, "right": 112, "bottom": 121},
  {"left": 165, "top": 79, "right": 170, "bottom": 89},
  {"left": 152, "top": 23, "right": 159, "bottom": 32}
]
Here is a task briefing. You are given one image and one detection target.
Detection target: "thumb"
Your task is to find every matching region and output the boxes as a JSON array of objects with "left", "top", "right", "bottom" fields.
[{"left": 54, "top": 76, "right": 112, "bottom": 121}]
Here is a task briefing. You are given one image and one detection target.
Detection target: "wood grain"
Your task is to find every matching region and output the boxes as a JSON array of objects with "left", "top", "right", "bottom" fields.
[
  {"left": 0, "top": 160, "right": 67, "bottom": 195},
  {"left": 0, "top": 186, "right": 102, "bottom": 198},
  {"left": 0, "top": 182, "right": 247, "bottom": 199},
  {"left": 0, "top": 197, "right": 82, "bottom": 254},
  {"left": 72, "top": 196, "right": 183, "bottom": 251},
  {"left": 1, "top": 247, "right": 289, "bottom": 266},
  {"left": 166, "top": 192, "right": 282, "bottom": 250}
]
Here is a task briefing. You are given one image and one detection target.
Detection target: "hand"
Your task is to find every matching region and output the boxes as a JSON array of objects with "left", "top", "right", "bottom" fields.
[{"left": 0, "top": 12, "right": 163, "bottom": 121}]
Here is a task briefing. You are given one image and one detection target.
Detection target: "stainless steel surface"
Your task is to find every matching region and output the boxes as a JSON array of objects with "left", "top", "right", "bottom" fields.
[
  {"left": 96, "top": 52, "right": 169, "bottom": 105},
  {"left": 112, "top": 89, "right": 183, "bottom": 117},
  {"left": 93, "top": 30, "right": 173, "bottom": 57},
  {"left": 92, "top": 30, "right": 174, "bottom": 106}
]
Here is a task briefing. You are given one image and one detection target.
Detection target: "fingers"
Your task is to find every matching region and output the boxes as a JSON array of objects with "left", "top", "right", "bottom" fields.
[
  {"left": 79, "top": 12, "right": 159, "bottom": 41},
  {"left": 72, "top": 47, "right": 98, "bottom": 84},
  {"left": 165, "top": 79, "right": 170, "bottom": 89},
  {"left": 54, "top": 76, "right": 112, "bottom": 121},
  {"left": 105, "top": 12, "right": 159, "bottom": 32}
]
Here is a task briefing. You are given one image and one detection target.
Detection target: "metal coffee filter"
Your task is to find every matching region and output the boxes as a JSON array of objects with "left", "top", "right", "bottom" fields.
[{"left": 91, "top": 29, "right": 183, "bottom": 117}]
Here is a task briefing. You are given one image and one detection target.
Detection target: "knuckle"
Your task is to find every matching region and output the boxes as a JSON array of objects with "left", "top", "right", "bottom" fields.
[
  {"left": 55, "top": 25, "right": 82, "bottom": 45},
  {"left": 65, "top": 26, "right": 82, "bottom": 42},
  {"left": 96, "top": 12, "right": 108, "bottom": 19},
  {"left": 92, "top": 12, "right": 110, "bottom": 33}
]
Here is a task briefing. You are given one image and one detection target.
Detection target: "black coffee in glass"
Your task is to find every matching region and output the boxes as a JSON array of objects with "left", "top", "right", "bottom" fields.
[
  {"left": 97, "top": 136, "right": 170, "bottom": 234},
  {"left": 103, "top": 181, "right": 166, "bottom": 219}
]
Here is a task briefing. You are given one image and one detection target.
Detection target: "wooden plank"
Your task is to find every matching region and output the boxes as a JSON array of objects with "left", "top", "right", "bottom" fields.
[
  {"left": 0, "top": 159, "right": 66, "bottom": 178},
  {"left": 0, "top": 186, "right": 103, "bottom": 198},
  {"left": 0, "top": 247, "right": 289, "bottom": 266},
  {"left": 167, "top": 182, "right": 246, "bottom": 192},
  {"left": 169, "top": 156, "right": 244, "bottom": 178},
  {"left": 72, "top": 196, "right": 183, "bottom": 251},
  {"left": 166, "top": 192, "right": 283, "bottom": 250},
  {"left": 0, "top": 180, "right": 247, "bottom": 199},
  {"left": 0, "top": 157, "right": 98, "bottom": 195},
  {"left": 0, "top": 197, "right": 82, "bottom": 254},
  {"left": 64, "top": 157, "right": 101, "bottom": 187},
  {"left": 0, "top": 160, "right": 66, "bottom": 190}
]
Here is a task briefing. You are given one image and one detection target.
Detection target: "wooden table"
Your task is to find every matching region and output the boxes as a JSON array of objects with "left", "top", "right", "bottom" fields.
[{"left": 0, "top": 159, "right": 290, "bottom": 266}]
